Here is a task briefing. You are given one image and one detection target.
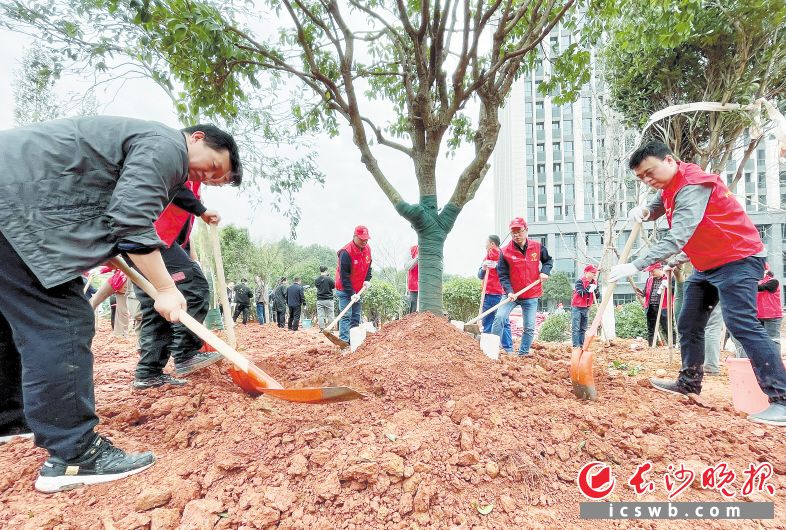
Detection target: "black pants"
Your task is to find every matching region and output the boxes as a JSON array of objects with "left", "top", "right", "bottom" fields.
[
  {"left": 134, "top": 245, "right": 209, "bottom": 379},
  {"left": 0, "top": 232, "right": 98, "bottom": 460},
  {"left": 233, "top": 303, "right": 249, "bottom": 324},
  {"left": 274, "top": 308, "right": 286, "bottom": 328},
  {"left": 288, "top": 305, "right": 302, "bottom": 330},
  {"left": 646, "top": 305, "right": 669, "bottom": 345}
]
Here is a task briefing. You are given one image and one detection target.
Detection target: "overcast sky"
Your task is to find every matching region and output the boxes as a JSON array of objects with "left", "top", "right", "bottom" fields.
[{"left": 0, "top": 27, "right": 496, "bottom": 276}]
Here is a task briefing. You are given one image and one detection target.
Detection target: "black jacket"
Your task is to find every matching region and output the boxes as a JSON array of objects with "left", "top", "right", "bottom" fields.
[
  {"left": 271, "top": 284, "right": 288, "bottom": 311},
  {"left": 233, "top": 283, "right": 252, "bottom": 305},
  {"left": 314, "top": 275, "right": 335, "bottom": 300},
  {"left": 287, "top": 283, "right": 305, "bottom": 307}
]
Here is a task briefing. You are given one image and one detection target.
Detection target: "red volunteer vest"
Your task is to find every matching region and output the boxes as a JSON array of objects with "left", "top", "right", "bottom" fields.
[
  {"left": 407, "top": 245, "right": 419, "bottom": 292},
  {"left": 154, "top": 181, "right": 202, "bottom": 247},
  {"left": 642, "top": 276, "right": 673, "bottom": 309},
  {"left": 483, "top": 247, "right": 504, "bottom": 295},
  {"left": 500, "top": 239, "right": 543, "bottom": 299},
  {"left": 335, "top": 241, "right": 372, "bottom": 293},
  {"left": 662, "top": 162, "right": 763, "bottom": 271},
  {"left": 571, "top": 278, "right": 596, "bottom": 308},
  {"left": 757, "top": 279, "right": 783, "bottom": 319}
]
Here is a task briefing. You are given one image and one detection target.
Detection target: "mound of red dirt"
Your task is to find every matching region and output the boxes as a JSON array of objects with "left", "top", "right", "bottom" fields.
[{"left": 1, "top": 314, "right": 784, "bottom": 529}]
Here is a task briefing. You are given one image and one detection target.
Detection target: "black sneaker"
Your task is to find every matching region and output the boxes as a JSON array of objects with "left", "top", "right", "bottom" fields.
[
  {"left": 160, "top": 374, "right": 188, "bottom": 386},
  {"left": 174, "top": 351, "right": 222, "bottom": 376},
  {"left": 132, "top": 375, "right": 165, "bottom": 389},
  {"left": 34, "top": 435, "right": 155, "bottom": 493},
  {"left": 0, "top": 422, "right": 34, "bottom": 444},
  {"left": 650, "top": 378, "right": 692, "bottom": 396}
]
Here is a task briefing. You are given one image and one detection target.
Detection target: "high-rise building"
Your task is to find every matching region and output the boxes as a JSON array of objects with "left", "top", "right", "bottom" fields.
[{"left": 493, "top": 30, "right": 785, "bottom": 306}]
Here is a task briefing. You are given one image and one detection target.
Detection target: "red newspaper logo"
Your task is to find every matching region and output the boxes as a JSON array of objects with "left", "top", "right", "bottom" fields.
[
  {"left": 741, "top": 462, "right": 776, "bottom": 496},
  {"left": 577, "top": 462, "right": 616, "bottom": 500},
  {"left": 628, "top": 461, "right": 656, "bottom": 495},
  {"left": 701, "top": 462, "right": 737, "bottom": 498},
  {"left": 663, "top": 463, "right": 695, "bottom": 500}
]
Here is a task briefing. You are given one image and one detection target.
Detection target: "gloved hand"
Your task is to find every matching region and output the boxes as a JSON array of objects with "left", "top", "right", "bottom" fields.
[
  {"left": 609, "top": 262, "right": 640, "bottom": 283},
  {"left": 657, "top": 283, "right": 667, "bottom": 295},
  {"left": 587, "top": 284, "right": 596, "bottom": 293},
  {"left": 351, "top": 293, "right": 360, "bottom": 303},
  {"left": 627, "top": 205, "right": 650, "bottom": 223},
  {"left": 362, "top": 280, "right": 371, "bottom": 289},
  {"left": 663, "top": 264, "right": 674, "bottom": 273},
  {"left": 483, "top": 260, "right": 497, "bottom": 269}
]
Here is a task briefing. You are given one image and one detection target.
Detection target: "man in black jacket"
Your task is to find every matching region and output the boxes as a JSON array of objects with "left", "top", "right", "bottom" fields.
[
  {"left": 271, "top": 277, "right": 288, "bottom": 328},
  {"left": 232, "top": 279, "right": 253, "bottom": 324},
  {"left": 0, "top": 117, "right": 241, "bottom": 492},
  {"left": 287, "top": 277, "right": 306, "bottom": 331},
  {"left": 314, "top": 266, "right": 336, "bottom": 330}
]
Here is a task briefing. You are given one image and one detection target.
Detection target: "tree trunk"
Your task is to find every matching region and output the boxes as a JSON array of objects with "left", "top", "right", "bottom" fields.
[{"left": 396, "top": 195, "right": 461, "bottom": 315}]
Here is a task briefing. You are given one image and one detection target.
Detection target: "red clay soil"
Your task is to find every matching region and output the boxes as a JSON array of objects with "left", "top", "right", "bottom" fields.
[{"left": 1, "top": 313, "right": 784, "bottom": 529}]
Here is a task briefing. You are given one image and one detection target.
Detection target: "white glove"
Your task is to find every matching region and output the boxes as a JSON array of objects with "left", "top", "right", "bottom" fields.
[
  {"left": 609, "top": 263, "right": 640, "bottom": 283},
  {"left": 663, "top": 264, "right": 673, "bottom": 273},
  {"left": 657, "top": 283, "right": 667, "bottom": 295},
  {"left": 483, "top": 260, "right": 497, "bottom": 269},
  {"left": 362, "top": 280, "right": 371, "bottom": 289},
  {"left": 351, "top": 293, "right": 360, "bottom": 303},
  {"left": 587, "top": 284, "right": 596, "bottom": 293},
  {"left": 627, "top": 205, "right": 650, "bottom": 223}
]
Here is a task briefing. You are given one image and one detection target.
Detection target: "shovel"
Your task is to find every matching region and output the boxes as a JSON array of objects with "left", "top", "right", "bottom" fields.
[
  {"left": 570, "top": 222, "right": 641, "bottom": 400},
  {"left": 464, "top": 267, "right": 491, "bottom": 336},
  {"left": 323, "top": 284, "right": 369, "bottom": 348},
  {"left": 463, "top": 279, "right": 541, "bottom": 332},
  {"left": 112, "top": 257, "right": 365, "bottom": 404},
  {"left": 208, "top": 223, "right": 236, "bottom": 348}
]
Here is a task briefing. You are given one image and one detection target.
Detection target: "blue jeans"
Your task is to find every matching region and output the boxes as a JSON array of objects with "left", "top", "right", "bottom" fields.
[
  {"left": 678, "top": 256, "right": 786, "bottom": 403},
  {"left": 336, "top": 291, "right": 362, "bottom": 342},
  {"left": 571, "top": 306, "right": 589, "bottom": 347},
  {"left": 492, "top": 297, "right": 538, "bottom": 354},
  {"left": 256, "top": 303, "right": 266, "bottom": 324},
  {"left": 482, "top": 294, "right": 512, "bottom": 350}
]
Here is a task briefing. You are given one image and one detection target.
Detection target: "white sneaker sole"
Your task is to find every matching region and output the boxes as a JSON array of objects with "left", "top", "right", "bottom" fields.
[
  {"left": 34, "top": 461, "right": 155, "bottom": 493},
  {"left": 650, "top": 382, "right": 690, "bottom": 397},
  {"left": 0, "top": 432, "right": 34, "bottom": 444},
  {"left": 748, "top": 416, "right": 786, "bottom": 427}
]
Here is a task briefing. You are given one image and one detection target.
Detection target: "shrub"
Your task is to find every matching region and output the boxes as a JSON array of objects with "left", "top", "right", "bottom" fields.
[
  {"left": 362, "top": 280, "right": 402, "bottom": 324},
  {"left": 442, "top": 277, "right": 482, "bottom": 321},
  {"left": 615, "top": 302, "right": 647, "bottom": 338},
  {"left": 538, "top": 312, "right": 571, "bottom": 342}
]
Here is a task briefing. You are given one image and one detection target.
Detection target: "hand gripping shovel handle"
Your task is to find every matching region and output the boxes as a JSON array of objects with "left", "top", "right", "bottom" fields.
[
  {"left": 324, "top": 284, "right": 369, "bottom": 332},
  {"left": 465, "top": 279, "right": 541, "bottom": 327},
  {"left": 110, "top": 257, "right": 283, "bottom": 390}
]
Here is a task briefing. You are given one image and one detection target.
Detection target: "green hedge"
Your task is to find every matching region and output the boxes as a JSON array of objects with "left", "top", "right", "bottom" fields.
[
  {"left": 538, "top": 312, "right": 571, "bottom": 342},
  {"left": 614, "top": 302, "right": 647, "bottom": 338}
]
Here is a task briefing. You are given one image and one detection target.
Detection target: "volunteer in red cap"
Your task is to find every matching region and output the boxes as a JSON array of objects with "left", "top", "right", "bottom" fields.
[
  {"left": 571, "top": 264, "right": 600, "bottom": 347},
  {"left": 491, "top": 217, "right": 553, "bottom": 355},
  {"left": 477, "top": 235, "right": 512, "bottom": 350},
  {"left": 639, "top": 262, "right": 674, "bottom": 346},
  {"left": 609, "top": 140, "right": 786, "bottom": 426},
  {"left": 334, "top": 225, "right": 373, "bottom": 343},
  {"left": 405, "top": 244, "right": 419, "bottom": 313}
]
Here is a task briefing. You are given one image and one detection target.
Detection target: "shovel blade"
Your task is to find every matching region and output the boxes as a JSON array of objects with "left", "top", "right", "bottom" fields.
[
  {"left": 322, "top": 330, "right": 349, "bottom": 348},
  {"left": 228, "top": 366, "right": 365, "bottom": 403},
  {"left": 573, "top": 349, "right": 598, "bottom": 401}
]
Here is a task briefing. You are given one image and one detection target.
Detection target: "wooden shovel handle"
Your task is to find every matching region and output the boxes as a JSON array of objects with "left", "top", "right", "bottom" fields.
[
  {"left": 110, "top": 257, "right": 283, "bottom": 389},
  {"left": 465, "top": 279, "right": 541, "bottom": 327},
  {"left": 325, "top": 283, "right": 369, "bottom": 331},
  {"left": 208, "top": 223, "right": 236, "bottom": 348}
]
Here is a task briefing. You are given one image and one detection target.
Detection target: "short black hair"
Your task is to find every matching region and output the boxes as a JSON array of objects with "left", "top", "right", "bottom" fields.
[
  {"left": 319, "top": 265, "right": 327, "bottom": 273},
  {"left": 488, "top": 235, "right": 501, "bottom": 247},
  {"left": 629, "top": 140, "right": 675, "bottom": 170},
  {"left": 181, "top": 124, "right": 243, "bottom": 186},
  {"left": 241, "top": 278, "right": 247, "bottom": 283},
  {"left": 280, "top": 276, "right": 287, "bottom": 283},
  {"left": 294, "top": 276, "right": 301, "bottom": 282}
]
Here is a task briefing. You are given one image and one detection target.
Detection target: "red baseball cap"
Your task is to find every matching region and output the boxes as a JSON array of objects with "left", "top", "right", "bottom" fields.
[
  {"left": 644, "top": 262, "right": 663, "bottom": 272},
  {"left": 509, "top": 217, "right": 528, "bottom": 230},
  {"left": 583, "top": 264, "right": 598, "bottom": 274},
  {"left": 354, "top": 225, "right": 371, "bottom": 240}
]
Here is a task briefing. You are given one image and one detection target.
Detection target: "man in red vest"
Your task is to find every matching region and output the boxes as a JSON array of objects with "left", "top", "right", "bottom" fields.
[
  {"left": 335, "top": 226, "right": 372, "bottom": 342},
  {"left": 477, "top": 235, "right": 511, "bottom": 350},
  {"left": 639, "top": 262, "right": 674, "bottom": 346},
  {"left": 735, "top": 263, "right": 783, "bottom": 357},
  {"left": 609, "top": 140, "right": 786, "bottom": 426},
  {"left": 405, "top": 244, "right": 419, "bottom": 313},
  {"left": 571, "top": 264, "right": 600, "bottom": 347},
  {"left": 131, "top": 182, "right": 223, "bottom": 389},
  {"left": 491, "top": 218, "right": 553, "bottom": 355}
]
